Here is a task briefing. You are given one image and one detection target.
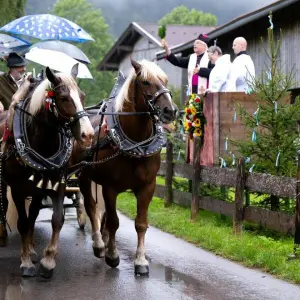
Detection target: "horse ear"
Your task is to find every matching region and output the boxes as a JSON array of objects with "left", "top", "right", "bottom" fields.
[
  {"left": 71, "top": 63, "right": 79, "bottom": 79},
  {"left": 131, "top": 58, "right": 142, "bottom": 74},
  {"left": 45, "top": 67, "right": 59, "bottom": 85}
]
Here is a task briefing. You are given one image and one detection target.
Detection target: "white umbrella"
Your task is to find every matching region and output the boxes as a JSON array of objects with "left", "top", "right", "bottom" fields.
[{"left": 25, "top": 48, "right": 93, "bottom": 79}]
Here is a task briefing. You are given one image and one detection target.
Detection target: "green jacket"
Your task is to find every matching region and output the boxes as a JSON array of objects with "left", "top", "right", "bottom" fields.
[{"left": 0, "top": 73, "right": 18, "bottom": 110}]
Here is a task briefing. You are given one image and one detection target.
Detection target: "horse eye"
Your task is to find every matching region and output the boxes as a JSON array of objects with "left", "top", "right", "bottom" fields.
[{"left": 141, "top": 80, "right": 150, "bottom": 86}]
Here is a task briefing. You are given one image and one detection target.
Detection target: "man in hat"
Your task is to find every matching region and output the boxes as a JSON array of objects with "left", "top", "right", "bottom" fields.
[
  {"left": 0, "top": 52, "right": 27, "bottom": 112},
  {"left": 162, "top": 34, "right": 214, "bottom": 95},
  {"left": 227, "top": 37, "right": 255, "bottom": 92}
]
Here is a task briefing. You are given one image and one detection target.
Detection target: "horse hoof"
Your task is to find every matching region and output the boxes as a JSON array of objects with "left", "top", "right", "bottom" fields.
[
  {"left": 93, "top": 247, "right": 105, "bottom": 258},
  {"left": 78, "top": 222, "right": 85, "bottom": 230},
  {"left": 134, "top": 265, "right": 149, "bottom": 276},
  {"left": 39, "top": 264, "right": 54, "bottom": 279},
  {"left": 105, "top": 256, "right": 120, "bottom": 268},
  {"left": 21, "top": 265, "right": 36, "bottom": 277}
]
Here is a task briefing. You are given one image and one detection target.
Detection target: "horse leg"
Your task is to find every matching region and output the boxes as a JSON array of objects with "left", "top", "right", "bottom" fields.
[
  {"left": 11, "top": 187, "right": 36, "bottom": 277},
  {"left": 75, "top": 192, "right": 86, "bottom": 230},
  {"left": 79, "top": 175, "right": 105, "bottom": 258},
  {"left": 27, "top": 195, "right": 42, "bottom": 262},
  {"left": 39, "top": 189, "right": 64, "bottom": 279},
  {"left": 0, "top": 181, "right": 8, "bottom": 247},
  {"left": 100, "top": 211, "right": 109, "bottom": 247},
  {"left": 133, "top": 182, "right": 155, "bottom": 276},
  {"left": 102, "top": 186, "right": 120, "bottom": 268}
]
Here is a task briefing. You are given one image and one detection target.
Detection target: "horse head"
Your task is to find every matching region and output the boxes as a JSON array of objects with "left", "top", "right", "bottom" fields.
[
  {"left": 116, "top": 58, "right": 178, "bottom": 124},
  {"left": 29, "top": 64, "right": 94, "bottom": 148}
]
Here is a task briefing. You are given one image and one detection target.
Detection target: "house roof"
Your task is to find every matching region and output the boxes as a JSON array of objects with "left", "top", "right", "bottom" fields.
[
  {"left": 97, "top": 22, "right": 215, "bottom": 71},
  {"left": 156, "top": 0, "right": 299, "bottom": 59}
]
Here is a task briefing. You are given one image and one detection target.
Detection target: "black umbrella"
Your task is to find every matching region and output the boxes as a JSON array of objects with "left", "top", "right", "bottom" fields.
[{"left": 19, "top": 40, "right": 91, "bottom": 64}]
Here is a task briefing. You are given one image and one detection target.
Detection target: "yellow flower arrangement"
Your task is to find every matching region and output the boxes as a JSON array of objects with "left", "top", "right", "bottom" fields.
[{"left": 183, "top": 93, "right": 206, "bottom": 139}]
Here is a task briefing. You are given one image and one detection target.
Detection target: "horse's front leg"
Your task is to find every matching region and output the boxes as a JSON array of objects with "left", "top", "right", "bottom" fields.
[
  {"left": 133, "top": 181, "right": 155, "bottom": 276},
  {"left": 102, "top": 186, "right": 120, "bottom": 268},
  {"left": 39, "top": 187, "right": 64, "bottom": 279},
  {"left": 79, "top": 174, "right": 105, "bottom": 258},
  {"left": 27, "top": 195, "right": 43, "bottom": 262},
  {"left": 11, "top": 187, "right": 36, "bottom": 277}
]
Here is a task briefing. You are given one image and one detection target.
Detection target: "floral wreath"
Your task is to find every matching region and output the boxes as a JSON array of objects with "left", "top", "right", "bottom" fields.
[{"left": 183, "top": 93, "right": 206, "bottom": 139}]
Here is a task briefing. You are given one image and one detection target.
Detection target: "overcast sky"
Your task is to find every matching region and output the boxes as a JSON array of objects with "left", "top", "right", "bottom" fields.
[{"left": 26, "top": 0, "right": 278, "bottom": 37}]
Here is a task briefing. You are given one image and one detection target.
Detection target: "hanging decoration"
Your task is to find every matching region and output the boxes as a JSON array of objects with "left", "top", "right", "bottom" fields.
[
  {"left": 249, "top": 164, "right": 255, "bottom": 172},
  {"left": 219, "top": 157, "right": 226, "bottom": 168},
  {"left": 252, "top": 128, "right": 257, "bottom": 142}
]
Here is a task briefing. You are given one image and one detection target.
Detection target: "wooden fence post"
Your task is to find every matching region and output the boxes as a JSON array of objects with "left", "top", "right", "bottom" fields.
[
  {"left": 294, "top": 154, "right": 300, "bottom": 254},
  {"left": 185, "top": 134, "right": 192, "bottom": 193},
  {"left": 191, "top": 136, "right": 202, "bottom": 221},
  {"left": 233, "top": 157, "right": 245, "bottom": 235},
  {"left": 164, "top": 139, "right": 173, "bottom": 207}
]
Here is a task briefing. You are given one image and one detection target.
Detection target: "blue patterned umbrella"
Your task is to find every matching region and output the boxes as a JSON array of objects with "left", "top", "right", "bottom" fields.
[{"left": 0, "top": 14, "right": 94, "bottom": 43}]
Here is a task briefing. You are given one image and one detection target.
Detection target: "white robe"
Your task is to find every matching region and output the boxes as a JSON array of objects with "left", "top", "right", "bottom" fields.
[
  {"left": 227, "top": 53, "right": 255, "bottom": 92},
  {"left": 187, "top": 52, "right": 209, "bottom": 95},
  {"left": 208, "top": 54, "right": 231, "bottom": 92}
]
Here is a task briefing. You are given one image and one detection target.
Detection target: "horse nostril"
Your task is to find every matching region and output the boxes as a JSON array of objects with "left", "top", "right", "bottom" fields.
[{"left": 163, "top": 107, "right": 171, "bottom": 114}]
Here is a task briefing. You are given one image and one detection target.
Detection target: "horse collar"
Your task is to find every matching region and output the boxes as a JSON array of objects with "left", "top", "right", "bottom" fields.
[
  {"left": 104, "top": 100, "right": 166, "bottom": 158},
  {"left": 13, "top": 98, "right": 73, "bottom": 171}
]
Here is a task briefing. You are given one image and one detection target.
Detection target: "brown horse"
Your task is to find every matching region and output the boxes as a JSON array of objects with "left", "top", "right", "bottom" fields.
[
  {"left": 71, "top": 58, "right": 177, "bottom": 276},
  {"left": 1, "top": 65, "right": 94, "bottom": 278}
]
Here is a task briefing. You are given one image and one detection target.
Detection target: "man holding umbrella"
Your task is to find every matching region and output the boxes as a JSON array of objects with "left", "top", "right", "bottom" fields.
[{"left": 0, "top": 52, "right": 27, "bottom": 112}]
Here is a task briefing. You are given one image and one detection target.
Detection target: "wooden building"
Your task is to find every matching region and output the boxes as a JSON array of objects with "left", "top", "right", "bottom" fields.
[
  {"left": 156, "top": 0, "right": 300, "bottom": 102},
  {"left": 97, "top": 22, "right": 214, "bottom": 89}
]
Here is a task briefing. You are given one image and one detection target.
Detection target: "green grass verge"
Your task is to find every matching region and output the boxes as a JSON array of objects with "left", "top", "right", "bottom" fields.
[{"left": 117, "top": 192, "right": 300, "bottom": 283}]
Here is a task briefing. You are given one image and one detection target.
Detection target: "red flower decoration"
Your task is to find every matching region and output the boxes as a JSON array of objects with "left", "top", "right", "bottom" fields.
[
  {"left": 47, "top": 90, "right": 55, "bottom": 98},
  {"left": 194, "top": 98, "right": 200, "bottom": 103},
  {"left": 186, "top": 108, "right": 191, "bottom": 114}
]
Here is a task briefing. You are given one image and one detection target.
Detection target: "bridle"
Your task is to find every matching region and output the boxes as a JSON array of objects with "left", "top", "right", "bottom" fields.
[
  {"left": 134, "top": 72, "right": 172, "bottom": 121},
  {"left": 49, "top": 83, "right": 88, "bottom": 127}
]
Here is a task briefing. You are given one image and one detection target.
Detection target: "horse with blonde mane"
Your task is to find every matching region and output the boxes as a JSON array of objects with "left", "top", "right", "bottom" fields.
[
  {"left": 70, "top": 58, "right": 177, "bottom": 276},
  {"left": 0, "top": 65, "right": 94, "bottom": 278}
]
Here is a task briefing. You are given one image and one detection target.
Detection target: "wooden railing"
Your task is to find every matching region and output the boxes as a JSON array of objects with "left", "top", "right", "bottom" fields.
[{"left": 155, "top": 137, "right": 300, "bottom": 240}]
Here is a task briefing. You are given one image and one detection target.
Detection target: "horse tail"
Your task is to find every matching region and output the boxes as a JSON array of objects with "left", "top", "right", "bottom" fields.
[{"left": 6, "top": 187, "right": 30, "bottom": 233}]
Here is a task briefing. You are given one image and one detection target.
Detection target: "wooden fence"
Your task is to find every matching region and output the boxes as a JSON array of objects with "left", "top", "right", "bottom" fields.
[{"left": 155, "top": 137, "right": 300, "bottom": 246}]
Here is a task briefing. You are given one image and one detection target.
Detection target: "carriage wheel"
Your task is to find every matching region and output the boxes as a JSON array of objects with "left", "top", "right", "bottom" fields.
[{"left": 75, "top": 192, "right": 86, "bottom": 230}]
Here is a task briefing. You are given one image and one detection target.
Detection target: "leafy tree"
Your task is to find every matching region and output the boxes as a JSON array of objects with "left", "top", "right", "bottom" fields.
[
  {"left": 52, "top": 0, "right": 115, "bottom": 105},
  {"left": 0, "top": 0, "right": 27, "bottom": 26},
  {"left": 159, "top": 5, "right": 217, "bottom": 26}
]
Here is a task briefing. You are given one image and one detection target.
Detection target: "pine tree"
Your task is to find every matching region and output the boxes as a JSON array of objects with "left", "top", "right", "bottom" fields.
[{"left": 231, "top": 13, "right": 300, "bottom": 210}]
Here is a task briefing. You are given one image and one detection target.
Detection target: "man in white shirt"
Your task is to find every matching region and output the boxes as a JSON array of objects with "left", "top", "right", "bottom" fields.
[
  {"left": 207, "top": 46, "right": 231, "bottom": 92},
  {"left": 227, "top": 37, "right": 255, "bottom": 92}
]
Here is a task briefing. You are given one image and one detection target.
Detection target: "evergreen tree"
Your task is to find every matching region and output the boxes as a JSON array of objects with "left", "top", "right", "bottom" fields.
[{"left": 231, "top": 14, "right": 300, "bottom": 209}]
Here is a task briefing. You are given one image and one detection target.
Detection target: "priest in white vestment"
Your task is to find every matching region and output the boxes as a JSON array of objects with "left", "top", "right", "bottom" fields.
[
  {"left": 206, "top": 46, "right": 231, "bottom": 92},
  {"left": 227, "top": 37, "right": 255, "bottom": 92},
  {"left": 162, "top": 34, "right": 214, "bottom": 95}
]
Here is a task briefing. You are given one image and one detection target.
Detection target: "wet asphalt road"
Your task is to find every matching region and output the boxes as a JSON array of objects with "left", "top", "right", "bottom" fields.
[{"left": 1, "top": 207, "right": 300, "bottom": 300}]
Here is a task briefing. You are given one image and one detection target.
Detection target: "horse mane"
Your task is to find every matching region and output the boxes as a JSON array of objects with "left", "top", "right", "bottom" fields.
[
  {"left": 29, "top": 73, "right": 79, "bottom": 115},
  {"left": 115, "top": 60, "right": 168, "bottom": 112}
]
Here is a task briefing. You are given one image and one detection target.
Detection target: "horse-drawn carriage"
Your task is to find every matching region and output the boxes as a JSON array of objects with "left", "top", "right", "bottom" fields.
[{"left": 0, "top": 59, "right": 177, "bottom": 279}]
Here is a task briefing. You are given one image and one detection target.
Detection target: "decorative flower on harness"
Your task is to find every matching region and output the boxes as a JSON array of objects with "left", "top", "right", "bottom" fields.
[{"left": 45, "top": 88, "right": 55, "bottom": 110}]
